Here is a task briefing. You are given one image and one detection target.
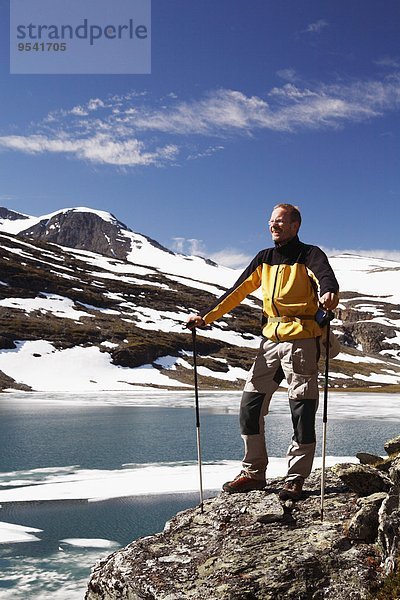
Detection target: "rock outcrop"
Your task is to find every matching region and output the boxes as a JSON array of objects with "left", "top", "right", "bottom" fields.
[
  {"left": 16, "top": 207, "right": 176, "bottom": 263},
  {"left": 337, "top": 294, "right": 400, "bottom": 359},
  {"left": 85, "top": 436, "right": 400, "bottom": 600},
  {"left": 19, "top": 209, "right": 133, "bottom": 261},
  {"left": 0, "top": 207, "right": 30, "bottom": 221},
  {"left": 0, "top": 369, "right": 32, "bottom": 391}
]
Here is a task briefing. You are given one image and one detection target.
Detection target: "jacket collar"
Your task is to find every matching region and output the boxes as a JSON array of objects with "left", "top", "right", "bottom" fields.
[{"left": 274, "top": 234, "right": 300, "bottom": 254}]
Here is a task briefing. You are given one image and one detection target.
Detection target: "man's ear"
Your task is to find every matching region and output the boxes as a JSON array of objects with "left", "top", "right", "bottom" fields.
[{"left": 292, "top": 222, "right": 300, "bottom": 234}]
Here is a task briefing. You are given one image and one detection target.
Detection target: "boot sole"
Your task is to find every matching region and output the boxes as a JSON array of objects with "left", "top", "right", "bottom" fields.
[{"left": 222, "top": 482, "right": 266, "bottom": 494}]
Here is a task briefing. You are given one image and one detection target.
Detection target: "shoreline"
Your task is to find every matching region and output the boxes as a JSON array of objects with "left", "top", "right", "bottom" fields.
[
  {"left": 2, "top": 385, "right": 400, "bottom": 395},
  {"left": 1, "top": 390, "right": 399, "bottom": 422}
]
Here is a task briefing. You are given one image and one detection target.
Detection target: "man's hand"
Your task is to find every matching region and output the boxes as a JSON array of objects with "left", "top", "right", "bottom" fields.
[
  {"left": 186, "top": 315, "right": 206, "bottom": 329},
  {"left": 319, "top": 292, "right": 339, "bottom": 311}
]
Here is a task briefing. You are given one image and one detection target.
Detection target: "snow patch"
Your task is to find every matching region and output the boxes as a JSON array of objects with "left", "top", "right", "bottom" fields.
[
  {"left": 0, "top": 521, "right": 42, "bottom": 544},
  {"left": 0, "top": 293, "right": 92, "bottom": 320},
  {"left": 0, "top": 458, "right": 356, "bottom": 504},
  {"left": 354, "top": 373, "right": 400, "bottom": 384},
  {"left": 0, "top": 341, "right": 191, "bottom": 391},
  {"left": 60, "top": 538, "right": 119, "bottom": 549},
  {"left": 330, "top": 254, "right": 400, "bottom": 304},
  {"left": 334, "top": 352, "right": 385, "bottom": 364},
  {"left": 197, "top": 365, "right": 248, "bottom": 381}
]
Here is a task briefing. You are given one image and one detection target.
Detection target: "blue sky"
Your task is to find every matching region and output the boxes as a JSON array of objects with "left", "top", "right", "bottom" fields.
[{"left": 1, "top": 0, "right": 399, "bottom": 267}]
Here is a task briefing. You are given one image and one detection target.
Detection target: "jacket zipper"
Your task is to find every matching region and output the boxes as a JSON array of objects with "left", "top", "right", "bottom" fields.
[{"left": 271, "top": 265, "right": 281, "bottom": 341}]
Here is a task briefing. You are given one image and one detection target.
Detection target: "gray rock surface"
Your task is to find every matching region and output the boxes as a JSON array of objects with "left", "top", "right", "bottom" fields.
[
  {"left": 85, "top": 470, "right": 383, "bottom": 600},
  {"left": 378, "top": 487, "right": 400, "bottom": 575},
  {"left": 348, "top": 493, "right": 387, "bottom": 542},
  {"left": 0, "top": 369, "right": 32, "bottom": 392},
  {"left": 86, "top": 436, "right": 400, "bottom": 600},
  {"left": 384, "top": 435, "right": 400, "bottom": 456},
  {"left": 356, "top": 452, "right": 384, "bottom": 466},
  {"left": 331, "top": 463, "right": 391, "bottom": 496},
  {"left": 389, "top": 456, "right": 400, "bottom": 485},
  {"left": 20, "top": 210, "right": 133, "bottom": 261}
]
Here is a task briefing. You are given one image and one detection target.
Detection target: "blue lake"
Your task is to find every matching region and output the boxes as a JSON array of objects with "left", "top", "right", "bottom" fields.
[{"left": 0, "top": 391, "right": 399, "bottom": 599}]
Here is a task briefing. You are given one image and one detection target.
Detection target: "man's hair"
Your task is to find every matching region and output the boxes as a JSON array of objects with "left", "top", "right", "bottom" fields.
[{"left": 273, "top": 203, "right": 302, "bottom": 226}]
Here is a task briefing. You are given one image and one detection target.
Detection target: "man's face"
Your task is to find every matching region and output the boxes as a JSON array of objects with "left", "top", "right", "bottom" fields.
[{"left": 269, "top": 208, "right": 299, "bottom": 244}]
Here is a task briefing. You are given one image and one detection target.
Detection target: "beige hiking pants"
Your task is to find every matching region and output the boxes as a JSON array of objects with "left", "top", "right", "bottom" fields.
[{"left": 240, "top": 337, "right": 319, "bottom": 482}]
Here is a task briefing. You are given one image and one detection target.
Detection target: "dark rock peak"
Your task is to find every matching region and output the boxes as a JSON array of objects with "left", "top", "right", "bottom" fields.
[
  {"left": 0, "top": 204, "right": 220, "bottom": 265},
  {"left": 19, "top": 209, "right": 131, "bottom": 261},
  {"left": 203, "top": 256, "right": 218, "bottom": 267},
  {"left": 0, "top": 207, "right": 30, "bottom": 221},
  {"left": 16, "top": 207, "right": 176, "bottom": 261}
]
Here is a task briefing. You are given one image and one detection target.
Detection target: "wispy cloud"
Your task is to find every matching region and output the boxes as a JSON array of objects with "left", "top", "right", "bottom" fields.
[
  {"left": 374, "top": 56, "right": 400, "bottom": 69},
  {"left": 0, "top": 133, "right": 178, "bottom": 167},
  {"left": 187, "top": 145, "right": 225, "bottom": 161},
  {"left": 0, "top": 194, "right": 17, "bottom": 202},
  {"left": 304, "top": 20, "right": 329, "bottom": 34},
  {"left": 207, "top": 248, "right": 253, "bottom": 269},
  {"left": 276, "top": 68, "right": 299, "bottom": 83},
  {"left": 171, "top": 237, "right": 207, "bottom": 256},
  {"left": 171, "top": 237, "right": 252, "bottom": 269},
  {"left": 1, "top": 72, "right": 400, "bottom": 168},
  {"left": 171, "top": 237, "right": 186, "bottom": 253}
]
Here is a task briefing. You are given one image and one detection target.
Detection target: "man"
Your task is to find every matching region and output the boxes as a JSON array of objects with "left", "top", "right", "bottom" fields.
[{"left": 187, "top": 203, "right": 339, "bottom": 500}]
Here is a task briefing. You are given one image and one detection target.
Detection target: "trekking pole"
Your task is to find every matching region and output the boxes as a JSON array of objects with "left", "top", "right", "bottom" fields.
[
  {"left": 321, "top": 311, "right": 334, "bottom": 522},
  {"left": 191, "top": 327, "right": 204, "bottom": 513}
]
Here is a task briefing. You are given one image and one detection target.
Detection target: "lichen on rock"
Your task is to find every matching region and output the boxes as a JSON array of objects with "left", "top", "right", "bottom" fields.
[
  {"left": 85, "top": 438, "right": 400, "bottom": 600},
  {"left": 85, "top": 473, "right": 382, "bottom": 599}
]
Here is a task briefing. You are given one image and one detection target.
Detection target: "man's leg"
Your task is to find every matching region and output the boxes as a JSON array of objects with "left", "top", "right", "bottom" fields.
[
  {"left": 286, "top": 398, "right": 318, "bottom": 480},
  {"left": 279, "top": 338, "right": 319, "bottom": 498},
  {"left": 223, "top": 339, "right": 283, "bottom": 493},
  {"left": 240, "top": 391, "right": 270, "bottom": 480}
]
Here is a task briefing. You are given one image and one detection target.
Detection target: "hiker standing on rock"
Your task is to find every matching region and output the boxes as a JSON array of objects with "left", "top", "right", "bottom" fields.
[{"left": 187, "top": 203, "right": 339, "bottom": 500}]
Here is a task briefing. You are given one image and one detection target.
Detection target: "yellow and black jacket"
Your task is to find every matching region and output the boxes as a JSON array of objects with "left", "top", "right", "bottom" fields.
[{"left": 201, "top": 235, "right": 339, "bottom": 342}]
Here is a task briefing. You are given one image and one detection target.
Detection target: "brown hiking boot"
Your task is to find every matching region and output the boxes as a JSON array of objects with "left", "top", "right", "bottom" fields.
[
  {"left": 279, "top": 478, "right": 304, "bottom": 501},
  {"left": 222, "top": 471, "right": 266, "bottom": 494}
]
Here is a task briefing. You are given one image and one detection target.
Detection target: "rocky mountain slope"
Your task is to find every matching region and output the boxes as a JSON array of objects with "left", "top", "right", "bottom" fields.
[{"left": 0, "top": 206, "right": 400, "bottom": 392}]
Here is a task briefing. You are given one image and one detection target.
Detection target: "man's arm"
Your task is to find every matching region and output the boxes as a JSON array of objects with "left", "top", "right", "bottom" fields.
[
  {"left": 186, "top": 251, "right": 264, "bottom": 329},
  {"left": 305, "top": 246, "right": 340, "bottom": 310}
]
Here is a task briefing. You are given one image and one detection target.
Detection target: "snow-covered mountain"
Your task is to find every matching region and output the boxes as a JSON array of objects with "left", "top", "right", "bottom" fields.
[
  {"left": 0, "top": 206, "right": 237, "bottom": 287},
  {"left": 0, "top": 206, "right": 399, "bottom": 393}
]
